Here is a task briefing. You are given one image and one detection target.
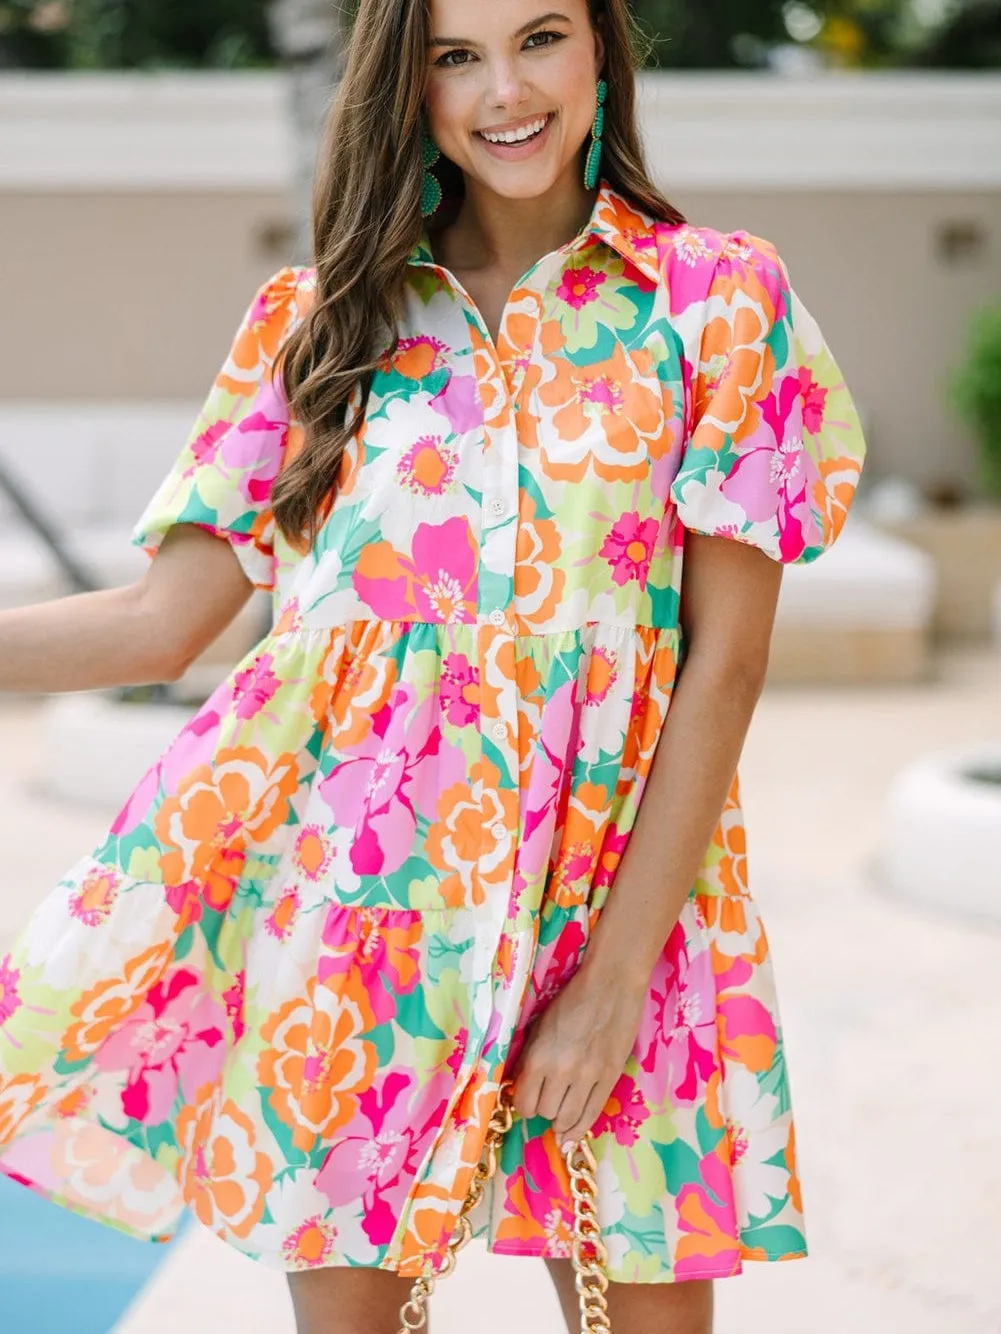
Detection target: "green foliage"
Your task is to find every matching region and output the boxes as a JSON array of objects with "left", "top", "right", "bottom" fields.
[
  {"left": 0, "top": 0, "right": 276, "bottom": 69},
  {"left": 951, "top": 305, "right": 1001, "bottom": 499},
  {"left": 1, "top": 0, "right": 999, "bottom": 69}
]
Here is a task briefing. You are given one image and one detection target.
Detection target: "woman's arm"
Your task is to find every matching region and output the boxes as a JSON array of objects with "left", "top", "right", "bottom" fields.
[
  {"left": 511, "top": 532, "right": 783, "bottom": 1144},
  {"left": 0, "top": 525, "right": 254, "bottom": 694}
]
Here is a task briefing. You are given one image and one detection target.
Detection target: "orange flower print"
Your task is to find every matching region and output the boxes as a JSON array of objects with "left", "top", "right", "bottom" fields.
[
  {"left": 292, "top": 826, "right": 334, "bottom": 883},
  {"left": 694, "top": 305, "right": 775, "bottom": 452},
  {"left": 265, "top": 887, "right": 301, "bottom": 942},
  {"left": 310, "top": 632, "right": 397, "bottom": 746},
  {"left": 223, "top": 266, "right": 300, "bottom": 393},
  {"left": 176, "top": 1094, "right": 273, "bottom": 1240},
  {"left": 283, "top": 1214, "right": 338, "bottom": 1268},
  {"left": 397, "top": 1179, "right": 455, "bottom": 1276},
  {"left": 0, "top": 1072, "right": 48, "bottom": 1146},
  {"left": 258, "top": 972, "right": 377, "bottom": 1152},
  {"left": 68, "top": 867, "right": 122, "bottom": 927},
  {"left": 426, "top": 761, "right": 518, "bottom": 908},
  {"left": 549, "top": 782, "right": 609, "bottom": 908},
  {"left": 537, "top": 334, "right": 665, "bottom": 483},
  {"left": 397, "top": 436, "right": 459, "bottom": 497},
  {"left": 156, "top": 747, "right": 299, "bottom": 911},
  {"left": 61, "top": 942, "right": 174, "bottom": 1064},
  {"left": 584, "top": 646, "right": 619, "bottom": 707},
  {"left": 392, "top": 335, "right": 448, "bottom": 380},
  {"left": 514, "top": 494, "right": 565, "bottom": 631}
]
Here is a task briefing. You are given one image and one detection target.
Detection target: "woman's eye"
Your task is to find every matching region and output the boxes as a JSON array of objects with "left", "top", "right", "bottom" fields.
[
  {"left": 524, "top": 29, "right": 563, "bottom": 49},
  {"left": 435, "top": 47, "right": 475, "bottom": 68}
]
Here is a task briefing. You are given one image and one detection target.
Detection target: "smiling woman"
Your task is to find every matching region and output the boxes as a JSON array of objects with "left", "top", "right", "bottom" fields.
[{"left": 0, "top": 1, "right": 866, "bottom": 1332}]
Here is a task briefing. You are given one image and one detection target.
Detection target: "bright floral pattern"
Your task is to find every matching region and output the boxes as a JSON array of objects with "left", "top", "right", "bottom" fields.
[{"left": 0, "top": 183, "right": 865, "bottom": 1282}]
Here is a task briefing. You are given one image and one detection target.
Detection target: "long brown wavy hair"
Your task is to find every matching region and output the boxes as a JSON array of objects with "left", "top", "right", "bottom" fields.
[{"left": 273, "top": 0, "right": 686, "bottom": 546}]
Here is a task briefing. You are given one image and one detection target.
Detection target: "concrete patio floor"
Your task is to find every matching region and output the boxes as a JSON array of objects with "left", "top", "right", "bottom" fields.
[{"left": 1, "top": 647, "right": 1000, "bottom": 1334}]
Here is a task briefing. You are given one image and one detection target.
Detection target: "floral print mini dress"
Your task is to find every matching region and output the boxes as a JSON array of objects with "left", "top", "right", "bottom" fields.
[{"left": 0, "top": 184, "right": 865, "bottom": 1282}]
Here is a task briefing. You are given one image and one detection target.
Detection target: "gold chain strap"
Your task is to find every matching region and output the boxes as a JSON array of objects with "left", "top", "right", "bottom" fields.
[{"left": 396, "top": 1081, "right": 612, "bottom": 1334}]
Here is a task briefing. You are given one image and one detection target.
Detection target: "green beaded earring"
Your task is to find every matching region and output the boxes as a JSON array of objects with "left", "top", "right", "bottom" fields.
[
  {"left": 584, "top": 78, "right": 608, "bottom": 191},
  {"left": 421, "top": 125, "right": 442, "bottom": 218}
]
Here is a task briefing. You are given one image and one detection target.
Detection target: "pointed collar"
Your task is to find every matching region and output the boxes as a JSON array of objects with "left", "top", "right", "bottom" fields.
[{"left": 411, "top": 181, "right": 662, "bottom": 285}]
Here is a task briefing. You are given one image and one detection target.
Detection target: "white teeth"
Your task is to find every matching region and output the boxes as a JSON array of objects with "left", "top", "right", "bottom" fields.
[{"left": 481, "top": 116, "right": 549, "bottom": 145}]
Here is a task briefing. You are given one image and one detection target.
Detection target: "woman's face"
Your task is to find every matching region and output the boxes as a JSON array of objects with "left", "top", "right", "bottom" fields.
[{"left": 425, "top": 0, "right": 605, "bottom": 202}]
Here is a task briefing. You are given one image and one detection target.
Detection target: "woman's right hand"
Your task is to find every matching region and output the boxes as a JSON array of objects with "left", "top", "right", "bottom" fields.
[{"left": 0, "top": 524, "right": 253, "bottom": 695}]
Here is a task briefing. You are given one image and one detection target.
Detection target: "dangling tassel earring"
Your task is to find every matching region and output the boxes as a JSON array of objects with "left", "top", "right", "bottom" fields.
[
  {"left": 584, "top": 78, "right": 608, "bottom": 190},
  {"left": 421, "top": 125, "right": 442, "bottom": 218}
]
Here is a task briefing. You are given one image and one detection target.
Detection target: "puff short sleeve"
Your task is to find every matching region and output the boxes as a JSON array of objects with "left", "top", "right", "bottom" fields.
[
  {"left": 669, "top": 234, "right": 866, "bottom": 565},
  {"left": 132, "top": 267, "right": 304, "bottom": 590}
]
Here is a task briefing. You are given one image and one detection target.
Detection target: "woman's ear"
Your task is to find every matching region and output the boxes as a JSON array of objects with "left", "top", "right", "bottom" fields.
[{"left": 593, "top": 21, "right": 606, "bottom": 75}]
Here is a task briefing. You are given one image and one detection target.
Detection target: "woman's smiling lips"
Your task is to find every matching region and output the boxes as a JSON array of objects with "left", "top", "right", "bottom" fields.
[{"left": 474, "top": 112, "right": 556, "bottom": 159}]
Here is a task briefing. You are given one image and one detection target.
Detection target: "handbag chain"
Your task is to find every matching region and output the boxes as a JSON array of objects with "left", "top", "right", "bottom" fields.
[{"left": 397, "top": 1080, "right": 612, "bottom": 1333}]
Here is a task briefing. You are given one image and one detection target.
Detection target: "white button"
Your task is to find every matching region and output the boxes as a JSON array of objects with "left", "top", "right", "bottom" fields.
[
  {"left": 490, "top": 821, "right": 507, "bottom": 841},
  {"left": 490, "top": 721, "right": 507, "bottom": 741},
  {"left": 489, "top": 498, "right": 504, "bottom": 516},
  {"left": 488, "top": 609, "right": 505, "bottom": 627}
]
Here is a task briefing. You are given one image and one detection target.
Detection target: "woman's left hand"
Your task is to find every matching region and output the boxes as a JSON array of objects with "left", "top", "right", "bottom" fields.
[{"left": 509, "top": 959, "right": 648, "bottom": 1148}]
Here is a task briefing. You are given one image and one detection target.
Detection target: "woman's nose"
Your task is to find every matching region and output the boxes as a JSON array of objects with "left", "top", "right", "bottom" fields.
[{"left": 486, "top": 60, "right": 528, "bottom": 111}]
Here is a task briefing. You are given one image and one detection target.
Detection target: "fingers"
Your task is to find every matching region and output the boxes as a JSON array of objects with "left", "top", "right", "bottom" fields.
[
  {"left": 552, "top": 1079, "right": 598, "bottom": 1143},
  {"left": 556, "top": 1082, "right": 607, "bottom": 1148}
]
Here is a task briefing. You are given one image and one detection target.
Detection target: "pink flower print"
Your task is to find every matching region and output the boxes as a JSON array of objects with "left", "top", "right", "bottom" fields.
[
  {"left": 439, "top": 653, "right": 480, "bottom": 728},
  {"left": 292, "top": 826, "right": 334, "bottom": 883},
  {"left": 222, "top": 970, "right": 246, "bottom": 1042},
  {"left": 220, "top": 399, "right": 287, "bottom": 506},
  {"left": 232, "top": 653, "right": 280, "bottom": 721},
  {"left": 593, "top": 823, "right": 629, "bottom": 893},
  {"left": 265, "top": 887, "right": 302, "bottom": 942},
  {"left": 316, "top": 1070, "right": 445, "bottom": 1247},
  {"left": 720, "top": 373, "right": 822, "bottom": 562},
  {"left": 190, "top": 419, "right": 229, "bottom": 469},
  {"left": 639, "top": 923, "right": 718, "bottom": 1105},
  {"left": 674, "top": 227, "right": 716, "bottom": 270},
  {"left": 527, "top": 920, "right": 586, "bottom": 1023},
  {"left": 798, "top": 365, "right": 828, "bottom": 435},
  {"left": 397, "top": 436, "right": 459, "bottom": 498},
  {"left": 556, "top": 265, "right": 606, "bottom": 310},
  {"left": 165, "top": 880, "right": 202, "bottom": 927},
  {"left": 93, "top": 968, "right": 227, "bottom": 1125},
  {"left": 430, "top": 373, "right": 481, "bottom": 433},
  {"left": 674, "top": 1147, "right": 741, "bottom": 1280},
  {"left": 591, "top": 1073, "right": 650, "bottom": 1147},
  {"left": 282, "top": 1215, "right": 338, "bottom": 1269},
  {"left": 68, "top": 866, "right": 122, "bottom": 927},
  {"left": 320, "top": 684, "right": 466, "bottom": 877},
  {"left": 599, "top": 512, "right": 660, "bottom": 590},
  {"left": 0, "top": 954, "right": 22, "bottom": 1031},
  {"left": 353, "top": 517, "right": 478, "bottom": 624}
]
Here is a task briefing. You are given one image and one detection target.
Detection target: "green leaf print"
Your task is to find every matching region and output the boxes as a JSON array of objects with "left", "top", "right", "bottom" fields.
[
  {"left": 695, "top": 1104, "right": 725, "bottom": 1157},
  {"left": 745, "top": 1191, "right": 789, "bottom": 1228},
  {"left": 258, "top": 1088, "right": 309, "bottom": 1170},
  {"left": 757, "top": 1032, "right": 791, "bottom": 1117},
  {"left": 517, "top": 464, "right": 555, "bottom": 521},
  {"left": 173, "top": 924, "right": 194, "bottom": 963},
  {"left": 646, "top": 582, "right": 680, "bottom": 630},
  {"left": 739, "top": 1223, "right": 806, "bottom": 1258},
  {"left": 651, "top": 1136, "right": 702, "bottom": 1196},
  {"left": 392, "top": 986, "right": 446, "bottom": 1042}
]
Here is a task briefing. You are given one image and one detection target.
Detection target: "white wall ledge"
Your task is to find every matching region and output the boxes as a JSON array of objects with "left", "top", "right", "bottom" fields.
[{"left": 0, "top": 70, "right": 999, "bottom": 192}]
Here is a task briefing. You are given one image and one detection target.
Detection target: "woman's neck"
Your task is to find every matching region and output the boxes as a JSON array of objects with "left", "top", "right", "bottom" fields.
[{"left": 436, "top": 169, "right": 597, "bottom": 279}]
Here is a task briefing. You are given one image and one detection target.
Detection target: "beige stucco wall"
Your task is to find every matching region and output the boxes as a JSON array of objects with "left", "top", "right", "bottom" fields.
[
  {"left": 0, "top": 190, "right": 292, "bottom": 401},
  {"left": 1, "top": 184, "right": 998, "bottom": 492}
]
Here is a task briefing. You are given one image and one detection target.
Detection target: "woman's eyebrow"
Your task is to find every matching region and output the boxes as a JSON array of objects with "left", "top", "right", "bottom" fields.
[{"left": 430, "top": 11, "right": 572, "bottom": 46}]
